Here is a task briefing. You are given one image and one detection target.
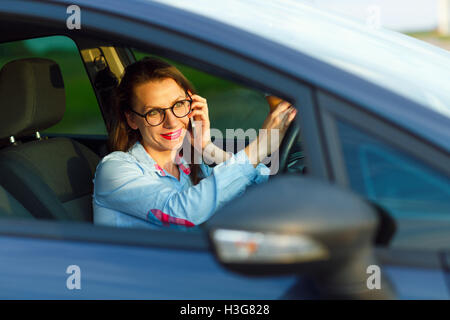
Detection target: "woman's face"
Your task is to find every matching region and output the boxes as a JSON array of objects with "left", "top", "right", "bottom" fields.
[{"left": 125, "top": 78, "right": 190, "bottom": 154}]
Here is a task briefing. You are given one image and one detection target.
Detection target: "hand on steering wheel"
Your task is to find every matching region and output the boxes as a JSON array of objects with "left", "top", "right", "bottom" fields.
[
  {"left": 264, "top": 95, "right": 301, "bottom": 175},
  {"left": 244, "top": 97, "right": 297, "bottom": 169}
]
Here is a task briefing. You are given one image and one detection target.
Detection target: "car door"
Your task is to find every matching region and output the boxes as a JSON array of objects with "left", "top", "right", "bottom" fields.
[
  {"left": 67, "top": 0, "right": 450, "bottom": 300},
  {"left": 0, "top": 0, "right": 314, "bottom": 299},
  {"left": 316, "top": 89, "right": 450, "bottom": 299}
]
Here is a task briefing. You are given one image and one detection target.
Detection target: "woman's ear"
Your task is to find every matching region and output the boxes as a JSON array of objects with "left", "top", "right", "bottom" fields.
[{"left": 125, "top": 111, "right": 139, "bottom": 130}]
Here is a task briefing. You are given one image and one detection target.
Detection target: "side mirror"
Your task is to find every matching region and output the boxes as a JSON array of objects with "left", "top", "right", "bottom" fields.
[{"left": 205, "top": 176, "right": 396, "bottom": 299}]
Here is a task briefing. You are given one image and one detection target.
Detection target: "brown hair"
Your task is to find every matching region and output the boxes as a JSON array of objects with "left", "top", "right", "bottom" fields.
[{"left": 109, "top": 56, "right": 203, "bottom": 185}]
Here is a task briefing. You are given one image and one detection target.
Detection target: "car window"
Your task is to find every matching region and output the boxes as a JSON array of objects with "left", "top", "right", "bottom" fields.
[
  {"left": 337, "top": 120, "right": 450, "bottom": 224},
  {"left": 132, "top": 50, "right": 268, "bottom": 135},
  {"left": 0, "top": 35, "right": 106, "bottom": 135}
]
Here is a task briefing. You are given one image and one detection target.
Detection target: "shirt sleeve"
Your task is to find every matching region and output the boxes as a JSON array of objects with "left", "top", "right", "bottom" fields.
[{"left": 93, "top": 149, "right": 269, "bottom": 228}]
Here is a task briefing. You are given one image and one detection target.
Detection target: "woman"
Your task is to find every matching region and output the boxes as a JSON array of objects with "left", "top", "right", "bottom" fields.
[{"left": 92, "top": 57, "right": 297, "bottom": 229}]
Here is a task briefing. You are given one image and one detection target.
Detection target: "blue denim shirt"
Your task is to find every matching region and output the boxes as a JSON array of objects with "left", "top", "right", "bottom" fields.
[{"left": 92, "top": 141, "right": 270, "bottom": 230}]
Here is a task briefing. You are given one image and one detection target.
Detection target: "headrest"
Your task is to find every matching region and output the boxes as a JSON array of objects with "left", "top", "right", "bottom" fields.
[{"left": 0, "top": 58, "right": 65, "bottom": 139}]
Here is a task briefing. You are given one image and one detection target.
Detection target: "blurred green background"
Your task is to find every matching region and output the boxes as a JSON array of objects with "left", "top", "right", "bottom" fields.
[{"left": 0, "top": 35, "right": 268, "bottom": 137}]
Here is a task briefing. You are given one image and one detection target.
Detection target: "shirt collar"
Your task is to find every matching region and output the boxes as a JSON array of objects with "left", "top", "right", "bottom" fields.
[{"left": 129, "top": 141, "right": 191, "bottom": 177}]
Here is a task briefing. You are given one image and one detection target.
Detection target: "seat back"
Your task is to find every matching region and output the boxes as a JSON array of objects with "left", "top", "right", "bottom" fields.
[
  {"left": 0, "top": 58, "right": 100, "bottom": 221},
  {"left": 0, "top": 184, "right": 33, "bottom": 219}
]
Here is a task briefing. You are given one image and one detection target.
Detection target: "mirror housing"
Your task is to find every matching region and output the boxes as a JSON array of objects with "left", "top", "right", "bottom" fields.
[{"left": 205, "top": 176, "right": 395, "bottom": 299}]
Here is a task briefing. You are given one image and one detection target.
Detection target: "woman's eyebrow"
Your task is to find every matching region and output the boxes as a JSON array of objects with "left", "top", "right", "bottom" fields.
[{"left": 143, "top": 94, "right": 186, "bottom": 110}]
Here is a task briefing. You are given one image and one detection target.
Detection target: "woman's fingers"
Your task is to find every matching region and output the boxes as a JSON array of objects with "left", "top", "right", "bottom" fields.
[
  {"left": 271, "top": 101, "right": 292, "bottom": 117},
  {"left": 287, "top": 108, "right": 297, "bottom": 123},
  {"left": 190, "top": 101, "right": 209, "bottom": 116},
  {"left": 186, "top": 99, "right": 212, "bottom": 150},
  {"left": 188, "top": 110, "right": 208, "bottom": 122},
  {"left": 189, "top": 100, "right": 210, "bottom": 125},
  {"left": 190, "top": 94, "right": 207, "bottom": 103},
  {"left": 277, "top": 109, "right": 292, "bottom": 137},
  {"left": 273, "top": 105, "right": 295, "bottom": 130},
  {"left": 282, "top": 107, "right": 297, "bottom": 129},
  {"left": 190, "top": 101, "right": 208, "bottom": 111},
  {"left": 272, "top": 105, "right": 294, "bottom": 128},
  {"left": 284, "top": 106, "right": 296, "bottom": 122},
  {"left": 250, "top": 103, "right": 298, "bottom": 165}
]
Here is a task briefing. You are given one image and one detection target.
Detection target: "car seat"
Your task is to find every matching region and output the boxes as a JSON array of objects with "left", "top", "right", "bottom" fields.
[
  {"left": 0, "top": 184, "right": 33, "bottom": 219},
  {"left": 0, "top": 58, "right": 100, "bottom": 221}
]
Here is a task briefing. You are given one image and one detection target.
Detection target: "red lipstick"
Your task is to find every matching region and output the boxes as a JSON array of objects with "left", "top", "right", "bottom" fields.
[{"left": 160, "top": 128, "right": 182, "bottom": 140}]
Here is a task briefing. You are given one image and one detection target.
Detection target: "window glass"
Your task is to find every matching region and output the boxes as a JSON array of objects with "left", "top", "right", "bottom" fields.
[
  {"left": 338, "top": 120, "right": 450, "bottom": 221},
  {"left": 132, "top": 50, "right": 268, "bottom": 134},
  {"left": 0, "top": 36, "right": 106, "bottom": 135}
]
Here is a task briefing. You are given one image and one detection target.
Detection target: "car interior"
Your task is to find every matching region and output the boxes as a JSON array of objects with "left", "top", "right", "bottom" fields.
[
  {"left": 0, "top": 27, "right": 305, "bottom": 223},
  {"left": 0, "top": 57, "right": 100, "bottom": 222}
]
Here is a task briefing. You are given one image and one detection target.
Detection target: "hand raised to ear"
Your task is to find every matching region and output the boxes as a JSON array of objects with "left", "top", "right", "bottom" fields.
[{"left": 186, "top": 93, "right": 212, "bottom": 152}]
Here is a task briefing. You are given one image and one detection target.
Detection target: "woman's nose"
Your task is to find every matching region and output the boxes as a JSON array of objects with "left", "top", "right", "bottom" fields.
[{"left": 163, "top": 109, "right": 179, "bottom": 128}]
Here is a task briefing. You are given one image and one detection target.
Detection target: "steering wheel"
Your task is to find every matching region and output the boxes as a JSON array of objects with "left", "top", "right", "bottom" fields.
[
  {"left": 277, "top": 120, "right": 301, "bottom": 174},
  {"left": 263, "top": 95, "right": 303, "bottom": 175}
]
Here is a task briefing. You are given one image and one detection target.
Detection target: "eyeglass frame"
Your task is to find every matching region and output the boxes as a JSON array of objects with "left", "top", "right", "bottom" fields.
[{"left": 128, "top": 91, "right": 193, "bottom": 127}]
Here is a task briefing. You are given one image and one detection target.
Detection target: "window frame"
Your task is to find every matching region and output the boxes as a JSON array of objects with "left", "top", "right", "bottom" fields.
[
  {"left": 317, "top": 89, "right": 450, "bottom": 250},
  {"left": 317, "top": 89, "right": 450, "bottom": 189},
  {"left": 0, "top": 3, "right": 319, "bottom": 249}
]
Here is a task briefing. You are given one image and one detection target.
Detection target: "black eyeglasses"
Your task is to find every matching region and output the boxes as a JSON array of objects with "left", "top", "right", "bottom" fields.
[{"left": 129, "top": 92, "right": 193, "bottom": 126}]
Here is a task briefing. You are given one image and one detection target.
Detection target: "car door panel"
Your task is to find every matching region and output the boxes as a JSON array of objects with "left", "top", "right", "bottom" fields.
[
  {"left": 383, "top": 266, "right": 449, "bottom": 299},
  {"left": 0, "top": 235, "right": 298, "bottom": 299}
]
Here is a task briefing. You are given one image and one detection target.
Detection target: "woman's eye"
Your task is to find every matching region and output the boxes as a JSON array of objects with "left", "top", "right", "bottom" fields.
[
  {"left": 148, "top": 110, "right": 160, "bottom": 117},
  {"left": 174, "top": 101, "right": 184, "bottom": 108}
]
